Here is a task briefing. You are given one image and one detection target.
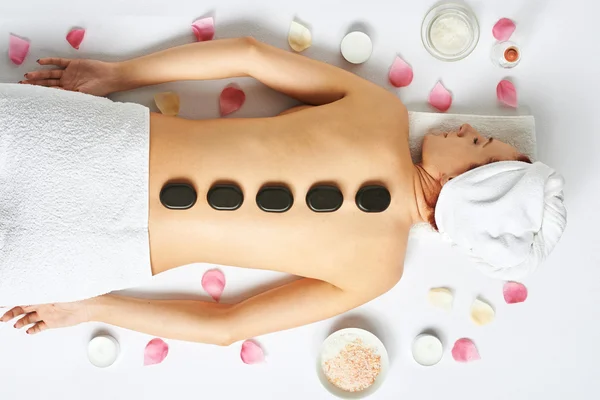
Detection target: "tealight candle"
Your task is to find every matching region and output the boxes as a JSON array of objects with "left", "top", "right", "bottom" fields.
[
  {"left": 88, "top": 334, "right": 120, "bottom": 368},
  {"left": 340, "top": 31, "right": 373, "bottom": 64},
  {"left": 412, "top": 334, "right": 443, "bottom": 366}
]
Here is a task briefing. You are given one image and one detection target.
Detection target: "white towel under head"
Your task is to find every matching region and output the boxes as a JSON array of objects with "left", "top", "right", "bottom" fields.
[
  {"left": 408, "top": 112, "right": 536, "bottom": 162},
  {"left": 0, "top": 84, "right": 152, "bottom": 305},
  {"left": 435, "top": 161, "right": 567, "bottom": 281}
]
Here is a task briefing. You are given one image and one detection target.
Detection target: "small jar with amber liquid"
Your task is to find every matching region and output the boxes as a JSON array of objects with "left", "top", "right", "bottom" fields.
[{"left": 491, "top": 41, "right": 521, "bottom": 68}]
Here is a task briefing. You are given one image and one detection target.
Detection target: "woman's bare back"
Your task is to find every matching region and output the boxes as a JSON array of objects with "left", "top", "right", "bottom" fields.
[{"left": 148, "top": 98, "right": 413, "bottom": 290}]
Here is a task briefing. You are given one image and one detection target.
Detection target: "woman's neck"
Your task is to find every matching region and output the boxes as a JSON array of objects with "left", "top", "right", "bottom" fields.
[{"left": 411, "top": 164, "right": 442, "bottom": 227}]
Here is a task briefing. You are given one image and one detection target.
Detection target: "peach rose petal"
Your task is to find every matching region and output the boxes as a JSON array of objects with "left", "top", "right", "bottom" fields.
[
  {"left": 452, "top": 338, "right": 480, "bottom": 362},
  {"left": 470, "top": 298, "right": 495, "bottom": 326},
  {"left": 192, "top": 17, "right": 215, "bottom": 42},
  {"left": 144, "top": 338, "right": 169, "bottom": 366},
  {"left": 497, "top": 79, "right": 518, "bottom": 108},
  {"left": 220, "top": 85, "right": 246, "bottom": 116},
  {"left": 428, "top": 81, "right": 452, "bottom": 112},
  {"left": 241, "top": 340, "right": 265, "bottom": 364},
  {"left": 9, "top": 34, "right": 30, "bottom": 65},
  {"left": 154, "top": 91, "right": 180, "bottom": 116},
  {"left": 492, "top": 18, "right": 516, "bottom": 41},
  {"left": 201, "top": 268, "right": 226, "bottom": 302},
  {"left": 288, "top": 21, "right": 312, "bottom": 52},
  {"left": 388, "top": 56, "right": 414, "bottom": 88},
  {"left": 66, "top": 29, "right": 85, "bottom": 50},
  {"left": 428, "top": 287, "right": 453, "bottom": 312},
  {"left": 503, "top": 281, "right": 528, "bottom": 304}
]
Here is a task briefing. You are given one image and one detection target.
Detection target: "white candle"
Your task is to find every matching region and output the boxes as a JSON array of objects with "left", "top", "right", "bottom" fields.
[
  {"left": 412, "top": 334, "right": 443, "bottom": 366},
  {"left": 340, "top": 32, "right": 373, "bottom": 64},
  {"left": 88, "top": 335, "right": 120, "bottom": 368}
]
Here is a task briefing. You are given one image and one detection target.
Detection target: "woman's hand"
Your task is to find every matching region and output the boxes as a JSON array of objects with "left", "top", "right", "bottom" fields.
[
  {"left": 1, "top": 300, "right": 90, "bottom": 335},
  {"left": 21, "top": 58, "right": 122, "bottom": 96}
]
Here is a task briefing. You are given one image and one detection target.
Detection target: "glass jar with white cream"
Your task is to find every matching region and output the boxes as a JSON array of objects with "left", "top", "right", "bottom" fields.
[{"left": 421, "top": 2, "right": 480, "bottom": 62}]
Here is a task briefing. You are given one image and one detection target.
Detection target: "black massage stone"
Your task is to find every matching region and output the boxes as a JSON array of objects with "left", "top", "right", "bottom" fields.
[
  {"left": 207, "top": 184, "right": 244, "bottom": 211},
  {"left": 160, "top": 183, "right": 197, "bottom": 210},
  {"left": 306, "top": 185, "right": 343, "bottom": 213},
  {"left": 355, "top": 185, "right": 391, "bottom": 213},
  {"left": 256, "top": 186, "right": 293, "bottom": 213}
]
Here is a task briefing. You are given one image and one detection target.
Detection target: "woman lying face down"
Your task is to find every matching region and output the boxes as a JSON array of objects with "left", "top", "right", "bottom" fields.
[{"left": 0, "top": 37, "right": 565, "bottom": 346}]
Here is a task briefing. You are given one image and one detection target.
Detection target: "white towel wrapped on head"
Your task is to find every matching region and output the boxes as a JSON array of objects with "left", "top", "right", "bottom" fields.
[{"left": 434, "top": 161, "right": 567, "bottom": 280}]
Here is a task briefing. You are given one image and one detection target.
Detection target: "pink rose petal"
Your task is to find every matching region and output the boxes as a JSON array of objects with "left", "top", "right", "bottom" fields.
[
  {"left": 452, "top": 338, "right": 480, "bottom": 363},
  {"left": 428, "top": 81, "right": 452, "bottom": 112},
  {"left": 219, "top": 85, "right": 246, "bottom": 116},
  {"left": 9, "top": 34, "right": 30, "bottom": 65},
  {"left": 240, "top": 340, "right": 265, "bottom": 364},
  {"left": 493, "top": 18, "right": 516, "bottom": 41},
  {"left": 144, "top": 338, "right": 169, "bottom": 366},
  {"left": 497, "top": 79, "right": 518, "bottom": 108},
  {"left": 66, "top": 28, "right": 85, "bottom": 50},
  {"left": 202, "top": 269, "right": 226, "bottom": 302},
  {"left": 192, "top": 17, "right": 215, "bottom": 42},
  {"left": 503, "top": 281, "right": 528, "bottom": 304},
  {"left": 388, "top": 56, "right": 414, "bottom": 88}
]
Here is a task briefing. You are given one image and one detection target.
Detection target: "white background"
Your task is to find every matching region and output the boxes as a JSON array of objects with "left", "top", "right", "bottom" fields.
[{"left": 1, "top": 0, "right": 599, "bottom": 399}]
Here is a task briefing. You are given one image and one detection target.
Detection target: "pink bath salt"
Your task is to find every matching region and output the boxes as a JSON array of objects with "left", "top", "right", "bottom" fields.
[
  {"left": 451, "top": 338, "right": 480, "bottom": 363},
  {"left": 388, "top": 56, "right": 414, "bottom": 88},
  {"left": 503, "top": 281, "right": 528, "bottom": 304},
  {"left": 492, "top": 18, "right": 516, "bottom": 41},
  {"left": 201, "top": 268, "right": 226, "bottom": 302},
  {"left": 66, "top": 28, "right": 85, "bottom": 50},
  {"left": 144, "top": 338, "right": 169, "bottom": 366},
  {"left": 9, "top": 34, "right": 30, "bottom": 65},
  {"left": 192, "top": 17, "right": 215, "bottom": 42},
  {"left": 220, "top": 85, "right": 246, "bottom": 116},
  {"left": 428, "top": 81, "right": 452, "bottom": 112},
  {"left": 241, "top": 340, "right": 265, "bottom": 364},
  {"left": 497, "top": 79, "right": 518, "bottom": 108}
]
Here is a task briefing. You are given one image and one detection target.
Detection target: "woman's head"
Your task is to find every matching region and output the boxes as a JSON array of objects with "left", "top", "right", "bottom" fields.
[
  {"left": 421, "top": 124, "right": 530, "bottom": 184},
  {"left": 417, "top": 123, "right": 531, "bottom": 230}
]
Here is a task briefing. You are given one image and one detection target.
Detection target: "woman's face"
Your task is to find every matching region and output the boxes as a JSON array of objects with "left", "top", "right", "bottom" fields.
[{"left": 421, "top": 124, "right": 522, "bottom": 182}]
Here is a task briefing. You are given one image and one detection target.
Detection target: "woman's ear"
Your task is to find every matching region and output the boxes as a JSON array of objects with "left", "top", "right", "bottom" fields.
[{"left": 440, "top": 174, "right": 454, "bottom": 185}]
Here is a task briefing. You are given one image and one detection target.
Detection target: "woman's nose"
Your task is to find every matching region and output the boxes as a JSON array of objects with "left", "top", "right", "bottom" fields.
[
  {"left": 457, "top": 123, "right": 470, "bottom": 137},
  {"left": 456, "top": 124, "right": 469, "bottom": 137}
]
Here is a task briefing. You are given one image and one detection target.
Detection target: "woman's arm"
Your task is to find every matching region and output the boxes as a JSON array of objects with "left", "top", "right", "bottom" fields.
[
  {"left": 3, "top": 278, "right": 380, "bottom": 345},
  {"left": 116, "top": 37, "right": 373, "bottom": 105},
  {"left": 88, "top": 278, "right": 372, "bottom": 345},
  {"left": 24, "top": 38, "right": 378, "bottom": 105}
]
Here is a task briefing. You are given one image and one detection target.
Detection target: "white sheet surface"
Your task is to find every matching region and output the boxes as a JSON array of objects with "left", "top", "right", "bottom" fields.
[{"left": 1, "top": 1, "right": 599, "bottom": 399}]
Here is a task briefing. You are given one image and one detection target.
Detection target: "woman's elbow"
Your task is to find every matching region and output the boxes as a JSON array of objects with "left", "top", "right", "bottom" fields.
[
  {"left": 190, "top": 309, "right": 237, "bottom": 347},
  {"left": 207, "top": 307, "right": 255, "bottom": 347},
  {"left": 240, "top": 36, "right": 259, "bottom": 47},
  {"left": 211, "top": 331, "right": 235, "bottom": 347}
]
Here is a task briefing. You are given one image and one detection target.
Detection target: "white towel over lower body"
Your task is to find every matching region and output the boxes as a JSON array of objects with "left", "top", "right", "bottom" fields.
[{"left": 0, "top": 84, "right": 152, "bottom": 305}]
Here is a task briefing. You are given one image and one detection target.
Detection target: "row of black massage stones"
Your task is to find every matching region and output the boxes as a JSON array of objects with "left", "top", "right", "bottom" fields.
[{"left": 160, "top": 183, "right": 391, "bottom": 213}]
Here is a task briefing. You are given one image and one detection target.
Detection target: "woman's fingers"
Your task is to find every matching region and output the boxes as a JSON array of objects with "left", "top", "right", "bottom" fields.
[
  {"left": 24, "top": 69, "right": 63, "bottom": 81},
  {"left": 14, "top": 312, "right": 40, "bottom": 329},
  {"left": 20, "top": 79, "right": 62, "bottom": 87},
  {"left": 26, "top": 321, "right": 48, "bottom": 335},
  {"left": 37, "top": 57, "right": 71, "bottom": 68},
  {"left": 0, "top": 306, "right": 27, "bottom": 322}
]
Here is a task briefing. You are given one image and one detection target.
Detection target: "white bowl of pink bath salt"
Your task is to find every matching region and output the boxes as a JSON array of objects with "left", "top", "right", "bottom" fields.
[{"left": 317, "top": 328, "right": 389, "bottom": 399}]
